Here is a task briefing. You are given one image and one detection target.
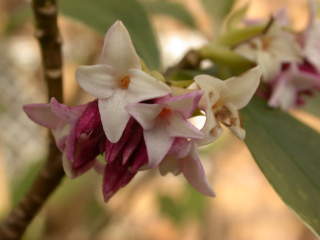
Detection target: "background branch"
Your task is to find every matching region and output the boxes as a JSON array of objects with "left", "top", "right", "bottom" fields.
[{"left": 0, "top": 0, "right": 64, "bottom": 239}]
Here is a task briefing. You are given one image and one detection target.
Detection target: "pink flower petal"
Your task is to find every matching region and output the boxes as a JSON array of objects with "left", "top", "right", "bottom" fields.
[
  {"left": 103, "top": 140, "right": 148, "bottom": 201},
  {"left": 23, "top": 103, "right": 63, "bottom": 129},
  {"left": 157, "top": 90, "right": 203, "bottom": 118},
  {"left": 180, "top": 144, "right": 215, "bottom": 197}
]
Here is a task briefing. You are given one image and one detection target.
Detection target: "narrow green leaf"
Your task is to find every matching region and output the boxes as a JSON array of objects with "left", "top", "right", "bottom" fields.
[
  {"left": 201, "top": 0, "right": 235, "bottom": 22},
  {"left": 60, "top": 0, "right": 161, "bottom": 69},
  {"left": 141, "top": 0, "right": 196, "bottom": 28},
  {"left": 223, "top": 3, "right": 249, "bottom": 32},
  {"left": 199, "top": 44, "right": 255, "bottom": 75},
  {"left": 217, "top": 25, "right": 266, "bottom": 47},
  {"left": 243, "top": 98, "right": 320, "bottom": 237}
]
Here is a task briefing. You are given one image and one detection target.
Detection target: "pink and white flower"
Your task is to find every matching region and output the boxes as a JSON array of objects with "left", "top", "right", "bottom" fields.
[
  {"left": 24, "top": 98, "right": 151, "bottom": 200},
  {"left": 268, "top": 62, "right": 320, "bottom": 109},
  {"left": 23, "top": 98, "right": 105, "bottom": 178},
  {"left": 160, "top": 138, "right": 215, "bottom": 196},
  {"left": 76, "top": 21, "right": 171, "bottom": 143},
  {"left": 127, "top": 91, "right": 204, "bottom": 168},
  {"left": 235, "top": 18, "right": 302, "bottom": 82},
  {"left": 193, "top": 66, "right": 262, "bottom": 144}
]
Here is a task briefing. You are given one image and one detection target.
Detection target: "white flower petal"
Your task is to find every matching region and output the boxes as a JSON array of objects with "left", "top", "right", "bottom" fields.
[
  {"left": 268, "top": 25, "right": 302, "bottom": 63},
  {"left": 224, "top": 66, "right": 262, "bottom": 109},
  {"left": 144, "top": 126, "right": 173, "bottom": 168},
  {"left": 256, "top": 51, "right": 281, "bottom": 81},
  {"left": 268, "top": 78, "right": 296, "bottom": 110},
  {"left": 127, "top": 69, "right": 171, "bottom": 102},
  {"left": 194, "top": 75, "right": 225, "bottom": 107},
  {"left": 126, "top": 103, "right": 162, "bottom": 130},
  {"left": 234, "top": 41, "right": 258, "bottom": 61},
  {"left": 76, "top": 65, "right": 117, "bottom": 98},
  {"left": 196, "top": 103, "right": 222, "bottom": 146},
  {"left": 304, "top": 20, "right": 320, "bottom": 72},
  {"left": 98, "top": 92, "right": 130, "bottom": 143},
  {"left": 180, "top": 145, "right": 215, "bottom": 197},
  {"left": 100, "top": 21, "right": 141, "bottom": 75},
  {"left": 168, "top": 114, "right": 204, "bottom": 139}
]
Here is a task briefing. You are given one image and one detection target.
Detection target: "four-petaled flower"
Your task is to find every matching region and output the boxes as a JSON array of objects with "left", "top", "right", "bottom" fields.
[
  {"left": 76, "top": 21, "right": 171, "bottom": 143},
  {"left": 193, "top": 67, "right": 262, "bottom": 144},
  {"left": 268, "top": 62, "right": 320, "bottom": 109},
  {"left": 127, "top": 91, "right": 204, "bottom": 168},
  {"left": 235, "top": 20, "right": 301, "bottom": 81}
]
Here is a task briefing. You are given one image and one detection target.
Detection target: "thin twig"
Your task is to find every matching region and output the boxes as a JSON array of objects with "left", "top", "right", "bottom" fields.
[{"left": 0, "top": 0, "right": 64, "bottom": 239}]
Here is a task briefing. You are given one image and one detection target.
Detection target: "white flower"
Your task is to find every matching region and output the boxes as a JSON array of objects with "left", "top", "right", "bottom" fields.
[
  {"left": 193, "top": 67, "right": 262, "bottom": 144},
  {"left": 76, "top": 21, "right": 171, "bottom": 143},
  {"left": 235, "top": 22, "right": 302, "bottom": 81}
]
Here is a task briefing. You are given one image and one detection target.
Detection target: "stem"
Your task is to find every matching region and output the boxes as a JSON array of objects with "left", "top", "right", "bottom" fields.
[
  {"left": 164, "top": 49, "right": 202, "bottom": 78},
  {"left": 0, "top": 0, "right": 64, "bottom": 239}
]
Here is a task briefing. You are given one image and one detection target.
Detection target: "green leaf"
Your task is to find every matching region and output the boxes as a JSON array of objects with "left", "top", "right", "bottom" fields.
[
  {"left": 199, "top": 44, "right": 255, "bottom": 75},
  {"left": 243, "top": 98, "right": 320, "bottom": 237},
  {"left": 302, "top": 93, "right": 320, "bottom": 117},
  {"left": 60, "top": 0, "right": 161, "bottom": 69},
  {"left": 141, "top": 0, "right": 196, "bottom": 28},
  {"left": 201, "top": 0, "right": 236, "bottom": 22},
  {"left": 223, "top": 3, "right": 249, "bottom": 31},
  {"left": 217, "top": 25, "right": 266, "bottom": 48}
]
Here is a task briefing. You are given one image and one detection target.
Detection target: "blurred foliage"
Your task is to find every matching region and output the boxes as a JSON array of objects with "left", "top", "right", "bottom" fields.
[
  {"left": 22, "top": 214, "right": 45, "bottom": 240},
  {"left": 4, "top": 3, "right": 30, "bottom": 34},
  {"left": 201, "top": 0, "right": 236, "bottom": 27},
  {"left": 158, "top": 184, "right": 207, "bottom": 226},
  {"left": 222, "top": 3, "right": 249, "bottom": 32},
  {"left": 140, "top": 0, "right": 196, "bottom": 28},
  {"left": 243, "top": 97, "right": 320, "bottom": 237},
  {"left": 169, "top": 67, "right": 217, "bottom": 81},
  {"left": 10, "top": 161, "right": 42, "bottom": 206},
  {"left": 60, "top": 0, "right": 161, "bottom": 70},
  {"left": 302, "top": 93, "right": 320, "bottom": 117},
  {"left": 217, "top": 24, "right": 266, "bottom": 47}
]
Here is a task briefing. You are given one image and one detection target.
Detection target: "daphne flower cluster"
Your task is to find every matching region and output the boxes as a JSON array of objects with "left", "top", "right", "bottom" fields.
[
  {"left": 235, "top": 0, "right": 320, "bottom": 110},
  {"left": 24, "top": 21, "right": 261, "bottom": 201}
]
